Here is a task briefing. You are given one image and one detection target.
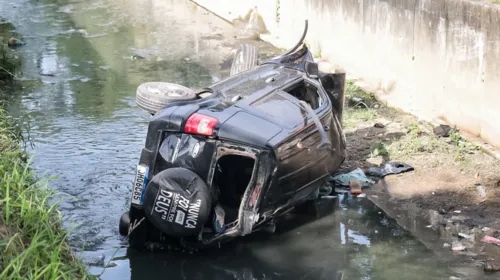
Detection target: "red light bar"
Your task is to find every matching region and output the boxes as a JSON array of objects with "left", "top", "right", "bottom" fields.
[{"left": 184, "top": 113, "right": 218, "bottom": 136}]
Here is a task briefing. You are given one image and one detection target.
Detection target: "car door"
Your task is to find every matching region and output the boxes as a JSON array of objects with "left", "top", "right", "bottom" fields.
[{"left": 261, "top": 79, "right": 336, "bottom": 208}]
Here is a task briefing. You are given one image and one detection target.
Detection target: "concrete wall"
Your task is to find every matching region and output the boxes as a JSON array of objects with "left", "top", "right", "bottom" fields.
[{"left": 192, "top": 0, "right": 500, "bottom": 149}]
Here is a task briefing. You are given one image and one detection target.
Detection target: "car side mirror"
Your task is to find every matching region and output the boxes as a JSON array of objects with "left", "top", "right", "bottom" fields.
[{"left": 304, "top": 61, "right": 319, "bottom": 79}]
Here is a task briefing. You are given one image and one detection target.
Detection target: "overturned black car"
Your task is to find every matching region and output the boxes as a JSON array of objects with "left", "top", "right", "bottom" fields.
[{"left": 119, "top": 21, "right": 347, "bottom": 251}]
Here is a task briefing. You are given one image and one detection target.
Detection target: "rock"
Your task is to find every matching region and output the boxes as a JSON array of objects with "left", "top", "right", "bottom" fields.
[
  {"left": 374, "top": 122, "right": 385, "bottom": 128},
  {"left": 484, "top": 261, "right": 500, "bottom": 272},
  {"left": 443, "top": 243, "right": 451, "bottom": 248},
  {"left": 451, "top": 241, "right": 466, "bottom": 251},
  {"left": 434, "top": 124, "right": 452, "bottom": 137},
  {"left": 482, "top": 227, "right": 490, "bottom": 232},
  {"left": 7, "top": 37, "right": 25, "bottom": 47}
]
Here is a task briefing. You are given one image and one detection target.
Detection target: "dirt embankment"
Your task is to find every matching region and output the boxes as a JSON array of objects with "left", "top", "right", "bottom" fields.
[{"left": 340, "top": 80, "right": 500, "bottom": 277}]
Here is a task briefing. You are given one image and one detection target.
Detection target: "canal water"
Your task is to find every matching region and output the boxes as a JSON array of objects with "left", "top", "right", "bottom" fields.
[{"left": 0, "top": 0, "right": 463, "bottom": 279}]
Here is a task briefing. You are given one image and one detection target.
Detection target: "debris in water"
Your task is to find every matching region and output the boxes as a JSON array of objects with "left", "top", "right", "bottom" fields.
[
  {"left": 481, "top": 235, "right": 500, "bottom": 246},
  {"left": 484, "top": 261, "right": 500, "bottom": 272},
  {"left": 349, "top": 180, "right": 362, "bottom": 195},
  {"left": 7, "top": 37, "right": 25, "bottom": 47},
  {"left": 319, "top": 185, "right": 333, "bottom": 196},
  {"left": 105, "top": 262, "right": 117, "bottom": 268},
  {"left": 426, "top": 225, "right": 432, "bottom": 228},
  {"left": 366, "top": 162, "right": 414, "bottom": 178},
  {"left": 334, "top": 187, "right": 349, "bottom": 194},
  {"left": 476, "top": 184, "right": 486, "bottom": 202},
  {"left": 83, "top": 254, "right": 105, "bottom": 267},
  {"left": 77, "top": 29, "right": 88, "bottom": 36},
  {"left": 458, "top": 233, "right": 472, "bottom": 239},
  {"left": 330, "top": 168, "right": 374, "bottom": 187},
  {"left": 433, "top": 124, "right": 452, "bottom": 137},
  {"left": 130, "top": 54, "right": 145, "bottom": 60},
  {"left": 451, "top": 241, "right": 466, "bottom": 251},
  {"left": 184, "top": 57, "right": 191, "bottom": 62}
]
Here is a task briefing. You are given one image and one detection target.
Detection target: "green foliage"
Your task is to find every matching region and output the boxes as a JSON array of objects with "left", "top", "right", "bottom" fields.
[
  {"left": 0, "top": 109, "right": 89, "bottom": 280},
  {"left": 0, "top": 45, "right": 21, "bottom": 81}
]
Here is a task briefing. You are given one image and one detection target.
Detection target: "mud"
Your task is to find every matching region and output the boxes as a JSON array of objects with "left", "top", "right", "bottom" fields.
[{"left": 340, "top": 82, "right": 500, "bottom": 278}]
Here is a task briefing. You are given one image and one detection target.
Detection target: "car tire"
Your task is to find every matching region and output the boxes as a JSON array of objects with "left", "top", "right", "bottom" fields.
[
  {"left": 136, "top": 82, "right": 197, "bottom": 115},
  {"left": 119, "top": 212, "right": 130, "bottom": 236},
  {"left": 230, "top": 44, "right": 259, "bottom": 76}
]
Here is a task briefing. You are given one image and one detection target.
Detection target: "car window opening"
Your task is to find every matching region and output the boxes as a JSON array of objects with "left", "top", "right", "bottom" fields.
[
  {"left": 213, "top": 155, "right": 255, "bottom": 225},
  {"left": 284, "top": 80, "right": 322, "bottom": 110}
]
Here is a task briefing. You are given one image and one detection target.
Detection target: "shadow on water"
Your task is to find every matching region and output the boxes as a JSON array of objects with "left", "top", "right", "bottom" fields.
[
  {"left": 93, "top": 197, "right": 453, "bottom": 280},
  {"left": 0, "top": 0, "right": 463, "bottom": 279}
]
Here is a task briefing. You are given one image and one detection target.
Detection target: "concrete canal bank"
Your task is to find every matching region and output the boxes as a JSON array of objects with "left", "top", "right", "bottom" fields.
[{"left": 191, "top": 0, "right": 500, "bottom": 152}]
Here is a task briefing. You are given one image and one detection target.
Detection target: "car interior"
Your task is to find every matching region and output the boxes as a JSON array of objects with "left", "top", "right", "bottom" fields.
[{"left": 284, "top": 80, "right": 323, "bottom": 110}]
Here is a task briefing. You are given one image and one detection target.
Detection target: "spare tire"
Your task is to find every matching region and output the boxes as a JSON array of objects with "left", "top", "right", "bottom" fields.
[
  {"left": 143, "top": 168, "right": 212, "bottom": 237},
  {"left": 230, "top": 44, "right": 259, "bottom": 76},
  {"left": 136, "top": 82, "right": 197, "bottom": 115}
]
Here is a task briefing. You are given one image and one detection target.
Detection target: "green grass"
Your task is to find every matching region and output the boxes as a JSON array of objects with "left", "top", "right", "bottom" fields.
[
  {"left": 343, "top": 80, "right": 380, "bottom": 128},
  {"left": 0, "top": 108, "right": 89, "bottom": 280},
  {"left": 369, "top": 142, "right": 389, "bottom": 158},
  {"left": 343, "top": 80, "right": 479, "bottom": 162}
]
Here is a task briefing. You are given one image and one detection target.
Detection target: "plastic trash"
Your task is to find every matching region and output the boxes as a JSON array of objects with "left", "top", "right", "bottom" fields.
[
  {"left": 481, "top": 235, "right": 500, "bottom": 246},
  {"left": 213, "top": 204, "right": 226, "bottom": 233},
  {"left": 330, "top": 168, "right": 374, "bottom": 187},
  {"left": 476, "top": 184, "right": 486, "bottom": 202},
  {"left": 366, "top": 162, "right": 414, "bottom": 178},
  {"left": 451, "top": 241, "right": 465, "bottom": 251},
  {"left": 349, "top": 180, "right": 362, "bottom": 195}
]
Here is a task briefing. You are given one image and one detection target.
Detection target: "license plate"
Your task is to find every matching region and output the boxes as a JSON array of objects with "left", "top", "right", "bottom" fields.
[{"left": 131, "top": 164, "right": 149, "bottom": 205}]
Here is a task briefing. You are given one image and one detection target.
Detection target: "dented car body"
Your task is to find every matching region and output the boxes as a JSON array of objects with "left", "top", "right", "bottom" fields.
[{"left": 120, "top": 21, "right": 347, "bottom": 251}]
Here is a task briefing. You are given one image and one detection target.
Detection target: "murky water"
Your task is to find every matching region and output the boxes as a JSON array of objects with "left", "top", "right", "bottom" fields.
[{"left": 0, "top": 0, "right": 463, "bottom": 279}]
